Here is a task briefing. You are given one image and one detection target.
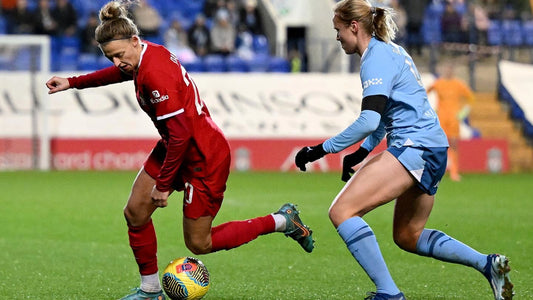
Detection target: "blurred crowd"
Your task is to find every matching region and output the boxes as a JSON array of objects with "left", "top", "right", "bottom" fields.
[
  {"left": 375, "top": 0, "right": 531, "bottom": 53},
  {"left": 0, "top": 0, "right": 531, "bottom": 71},
  {"left": 0, "top": 0, "right": 267, "bottom": 62}
]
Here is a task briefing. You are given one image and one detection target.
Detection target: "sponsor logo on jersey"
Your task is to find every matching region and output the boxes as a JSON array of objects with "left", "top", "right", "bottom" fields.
[
  {"left": 150, "top": 90, "right": 169, "bottom": 104},
  {"left": 362, "top": 77, "right": 383, "bottom": 89}
]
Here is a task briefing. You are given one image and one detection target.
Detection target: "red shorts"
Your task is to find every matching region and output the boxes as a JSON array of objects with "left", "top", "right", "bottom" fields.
[{"left": 143, "top": 140, "right": 230, "bottom": 219}]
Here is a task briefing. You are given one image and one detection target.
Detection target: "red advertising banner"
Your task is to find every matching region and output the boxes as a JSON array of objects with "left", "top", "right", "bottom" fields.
[{"left": 0, "top": 137, "right": 508, "bottom": 173}]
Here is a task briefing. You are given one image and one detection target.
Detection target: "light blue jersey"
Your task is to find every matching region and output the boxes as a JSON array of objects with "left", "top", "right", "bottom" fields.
[{"left": 323, "top": 37, "right": 448, "bottom": 153}]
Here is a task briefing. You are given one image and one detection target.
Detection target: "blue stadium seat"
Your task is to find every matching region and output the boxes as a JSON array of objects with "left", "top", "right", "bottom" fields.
[
  {"left": 226, "top": 55, "right": 249, "bottom": 72},
  {"left": 422, "top": 18, "right": 442, "bottom": 44},
  {"left": 487, "top": 20, "right": 502, "bottom": 45},
  {"left": 182, "top": 58, "right": 205, "bottom": 73},
  {"left": 10, "top": 48, "right": 42, "bottom": 71},
  {"left": 252, "top": 35, "right": 270, "bottom": 55},
  {"left": 97, "top": 55, "right": 113, "bottom": 69},
  {"left": 268, "top": 56, "right": 290, "bottom": 73},
  {"left": 203, "top": 54, "right": 227, "bottom": 72},
  {"left": 502, "top": 20, "right": 523, "bottom": 46},
  {"left": 58, "top": 52, "right": 79, "bottom": 71},
  {"left": 0, "top": 53, "right": 11, "bottom": 70},
  {"left": 523, "top": 21, "right": 533, "bottom": 46},
  {"left": 0, "top": 15, "right": 6, "bottom": 34},
  {"left": 60, "top": 36, "right": 81, "bottom": 52},
  {"left": 247, "top": 54, "right": 270, "bottom": 72},
  {"left": 77, "top": 53, "right": 100, "bottom": 71},
  {"left": 12, "top": 48, "right": 32, "bottom": 70}
]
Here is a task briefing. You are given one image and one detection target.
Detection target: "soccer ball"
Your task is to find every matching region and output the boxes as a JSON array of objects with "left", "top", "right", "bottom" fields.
[{"left": 161, "top": 257, "right": 210, "bottom": 300}]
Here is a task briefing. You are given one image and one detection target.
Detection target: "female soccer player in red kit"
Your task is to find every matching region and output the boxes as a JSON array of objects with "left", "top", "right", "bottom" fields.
[{"left": 46, "top": 1, "right": 314, "bottom": 299}]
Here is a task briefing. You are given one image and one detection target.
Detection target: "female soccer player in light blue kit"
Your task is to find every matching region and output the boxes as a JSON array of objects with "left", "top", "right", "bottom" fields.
[{"left": 295, "top": 1, "right": 513, "bottom": 299}]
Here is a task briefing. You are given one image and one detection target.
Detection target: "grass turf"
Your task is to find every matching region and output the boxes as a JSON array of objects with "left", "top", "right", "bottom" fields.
[{"left": 0, "top": 171, "right": 531, "bottom": 299}]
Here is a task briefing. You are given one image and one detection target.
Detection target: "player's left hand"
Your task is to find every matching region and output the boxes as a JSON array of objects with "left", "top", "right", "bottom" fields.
[
  {"left": 341, "top": 147, "right": 369, "bottom": 182},
  {"left": 151, "top": 186, "right": 169, "bottom": 208},
  {"left": 295, "top": 144, "right": 327, "bottom": 171}
]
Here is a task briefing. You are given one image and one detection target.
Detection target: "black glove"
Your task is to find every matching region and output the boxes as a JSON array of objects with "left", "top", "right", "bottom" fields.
[
  {"left": 295, "top": 144, "right": 327, "bottom": 171},
  {"left": 341, "top": 147, "right": 369, "bottom": 182}
]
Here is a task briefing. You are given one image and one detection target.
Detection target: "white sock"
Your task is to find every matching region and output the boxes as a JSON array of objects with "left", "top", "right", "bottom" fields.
[
  {"left": 140, "top": 272, "right": 161, "bottom": 293},
  {"left": 272, "top": 213, "right": 287, "bottom": 232}
]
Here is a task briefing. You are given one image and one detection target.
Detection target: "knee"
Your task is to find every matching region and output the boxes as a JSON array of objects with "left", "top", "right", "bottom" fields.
[
  {"left": 328, "top": 206, "right": 344, "bottom": 227},
  {"left": 393, "top": 228, "right": 420, "bottom": 253},
  {"left": 184, "top": 237, "right": 212, "bottom": 255},
  {"left": 328, "top": 201, "right": 364, "bottom": 228},
  {"left": 123, "top": 206, "right": 149, "bottom": 227}
]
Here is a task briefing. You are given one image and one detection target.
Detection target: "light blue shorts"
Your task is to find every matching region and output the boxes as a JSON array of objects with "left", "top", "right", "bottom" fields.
[{"left": 387, "top": 146, "right": 448, "bottom": 195}]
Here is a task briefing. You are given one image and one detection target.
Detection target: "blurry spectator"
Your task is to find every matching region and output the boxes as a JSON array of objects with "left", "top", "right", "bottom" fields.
[
  {"left": 203, "top": 0, "right": 225, "bottom": 18},
  {"left": 401, "top": 0, "right": 427, "bottom": 55},
  {"left": 210, "top": 10, "right": 236, "bottom": 55},
  {"left": 472, "top": 4, "right": 489, "bottom": 45},
  {"left": 289, "top": 48, "right": 302, "bottom": 73},
  {"left": 1, "top": 0, "right": 17, "bottom": 12},
  {"left": 188, "top": 14, "right": 211, "bottom": 57},
  {"left": 441, "top": 1, "right": 463, "bottom": 43},
  {"left": 239, "top": 0, "right": 263, "bottom": 34},
  {"left": 34, "top": 0, "right": 58, "bottom": 35},
  {"left": 52, "top": 0, "right": 78, "bottom": 36},
  {"left": 225, "top": 0, "right": 240, "bottom": 28},
  {"left": 80, "top": 11, "right": 99, "bottom": 54},
  {"left": 131, "top": 0, "right": 162, "bottom": 40},
  {"left": 483, "top": 0, "right": 501, "bottom": 19},
  {"left": 463, "top": 2, "right": 489, "bottom": 45},
  {"left": 391, "top": 0, "right": 407, "bottom": 46},
  {"left": 164, "top": 19, "right": 197, "bottom": 63},
  {"left": 5, "top": 0, "right": 36, "bottom": 34},
  {"left": 235, "top": 24, "right": 254, "bottom": 60}
]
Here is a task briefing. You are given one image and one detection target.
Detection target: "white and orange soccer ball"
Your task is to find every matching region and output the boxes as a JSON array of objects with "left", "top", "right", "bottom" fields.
[{"left": 161, "top": 257, "right": 210, "bottom": 300}]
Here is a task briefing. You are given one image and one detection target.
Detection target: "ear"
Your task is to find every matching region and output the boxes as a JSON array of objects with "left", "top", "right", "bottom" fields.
[
  {"left": 131, "top": 35, "right": 141, "bottom": 47},
  {"left": 350, "top": 20, "right": 359, "bottom": 34}
]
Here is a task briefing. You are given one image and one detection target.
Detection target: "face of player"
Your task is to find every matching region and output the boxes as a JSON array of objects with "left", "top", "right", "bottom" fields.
[
  {"left": 333, "top": 15, "right": 359, "bottom": 55},
  {"left": 100, "top": 36, "right": 141, "bottom": 75}
]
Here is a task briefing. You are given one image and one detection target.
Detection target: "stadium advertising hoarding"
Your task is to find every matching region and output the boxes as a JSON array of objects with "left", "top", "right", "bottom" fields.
[{"left": 0, "top": 72, "right": 507, "bottom": 172}]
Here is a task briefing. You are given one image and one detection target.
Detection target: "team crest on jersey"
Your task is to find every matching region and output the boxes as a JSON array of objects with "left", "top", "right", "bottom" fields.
[{"left": 150, "top": 89, "right": 169, "bottom": 104}]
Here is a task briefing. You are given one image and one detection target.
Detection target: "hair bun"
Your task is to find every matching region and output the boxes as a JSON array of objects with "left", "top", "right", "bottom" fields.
[{"left": 99, "top": 0, "right": 139, "bottom": 22}]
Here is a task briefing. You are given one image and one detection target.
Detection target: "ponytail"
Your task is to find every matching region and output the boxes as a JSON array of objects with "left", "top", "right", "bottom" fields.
[{"left": 334, "top": 0, "right": 398, "bottom": 43}]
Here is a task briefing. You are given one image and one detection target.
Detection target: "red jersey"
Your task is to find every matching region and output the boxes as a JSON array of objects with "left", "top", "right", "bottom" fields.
[{"left": 68, "top": 41, "right": 230, "bottom": 192}]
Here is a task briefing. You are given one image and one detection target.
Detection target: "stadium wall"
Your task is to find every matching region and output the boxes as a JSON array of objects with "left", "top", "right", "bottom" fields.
[{"left": 0, "top": 72, "right": 508, "bottom": 172}]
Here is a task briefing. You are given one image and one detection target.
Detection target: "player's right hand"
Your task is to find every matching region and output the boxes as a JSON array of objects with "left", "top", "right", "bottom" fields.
[
  {"left": 46, "top": 76, "right": 70, "bottom": 94},
  {"left": 341, "top": 147, "right": 369, "bottom": 182},
  {"left": 295, "top": 143, "right": 327, "bottom": 171}
]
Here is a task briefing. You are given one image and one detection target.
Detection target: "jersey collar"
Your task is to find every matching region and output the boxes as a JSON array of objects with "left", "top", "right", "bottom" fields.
[
  {"left": 361, "top": 37, "right": 377, "bottom": 61},
  {"left": 137, "top": 41, "right": 148, "bottom": 70}
]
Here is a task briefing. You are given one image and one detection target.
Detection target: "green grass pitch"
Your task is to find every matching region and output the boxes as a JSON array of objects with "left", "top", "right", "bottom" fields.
[{"left": 0, "top": 171, "right": 531, "bottom": 299}]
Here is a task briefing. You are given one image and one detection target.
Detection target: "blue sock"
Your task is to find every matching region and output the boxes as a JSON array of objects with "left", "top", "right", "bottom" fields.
[
  {"left": 337, "top": 216, "right": 400, "bottom": 295},
  {"left": 416, "top": 229, "right": 487, "bottom": 272}
]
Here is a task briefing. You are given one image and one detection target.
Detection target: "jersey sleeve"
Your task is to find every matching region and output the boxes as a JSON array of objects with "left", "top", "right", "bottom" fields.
[
  {"left": 322, "top": 110, "right": 381, "bottom": 153},
  {"left": 156, "top": 115, "right": 191, "bottom": 192},
  {"left": 361, "top": 119, "right": 386, "bottom": 151},
  {"left": 361, "top": 47, "right": 395, "bottom": 98},
  {"left": 142, "top": 70, "right": 184, "bottom": 121},
  {"left": 68, "top": 66, "right": 132, "bottom": 89}
]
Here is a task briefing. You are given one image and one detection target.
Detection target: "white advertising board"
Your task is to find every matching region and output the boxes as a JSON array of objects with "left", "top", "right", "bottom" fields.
[{"left": 0, "top": 72, "right": 437, "bottom": 139}]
